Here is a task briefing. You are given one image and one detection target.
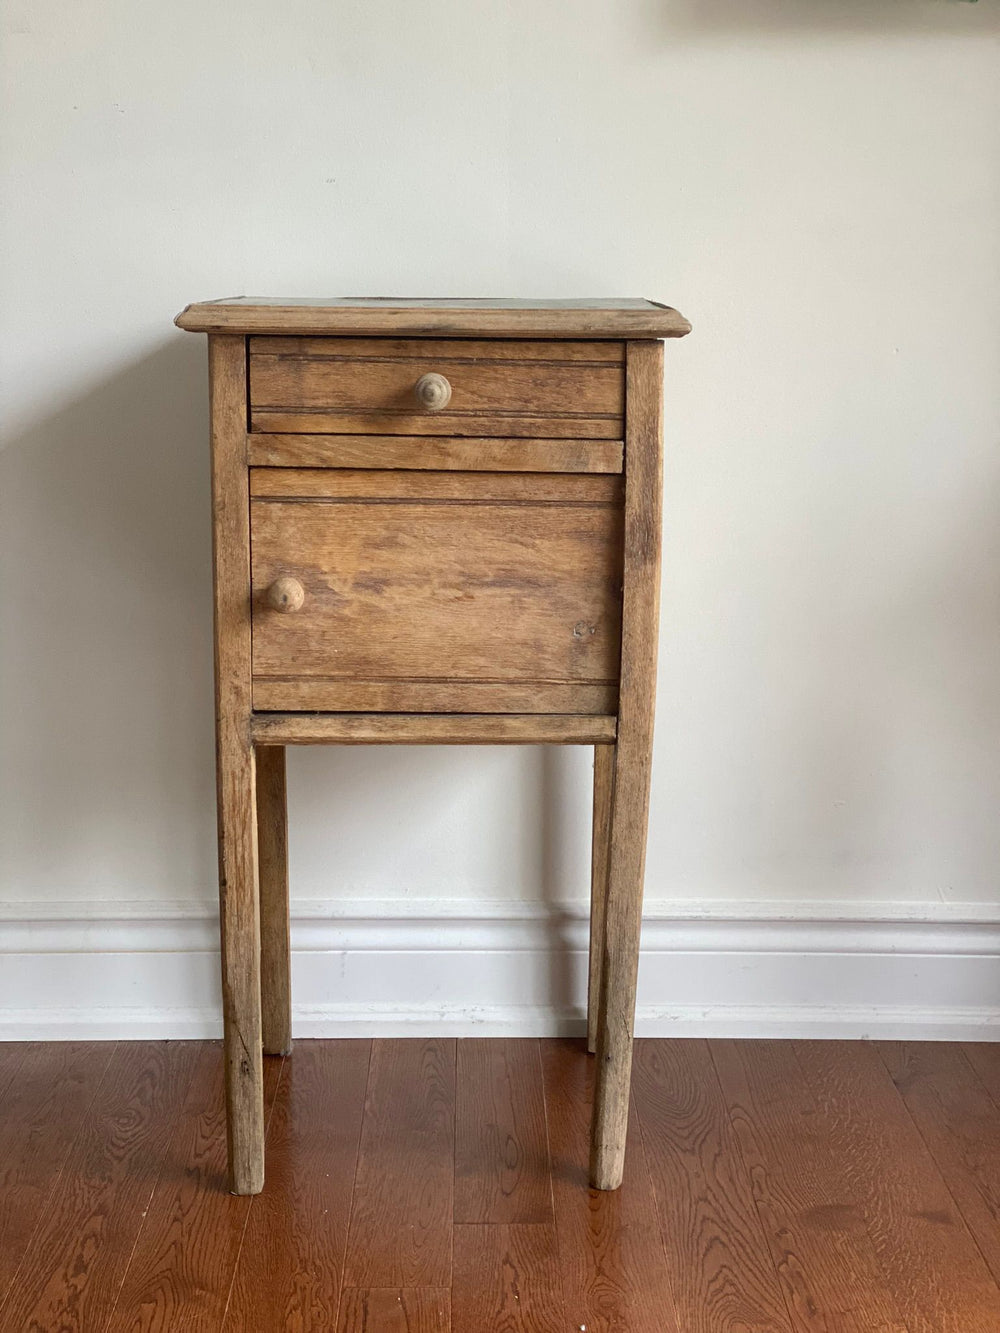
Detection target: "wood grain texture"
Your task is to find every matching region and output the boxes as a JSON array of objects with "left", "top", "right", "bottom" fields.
[
  {"left": 250, "top": 712, "right": 617, "bottom": 746},
  {"left": 454, "top": 1039, "right": 552, "bottom": 1225},
  {"left": 249, "top": 466, "right": 622, "bottom": 501},
  {"left": 0, "top": 1041, "right": 199, "bottom": 1333},
  {"left": 256, "top": 745, "right": 292, "bottom": 1056},
  {"left": 590, "top": 341, "right": 664, "bottom": 1190},
  {"left": 452, "top": 1224, "right": 565, "bottom": 1333},
  {"left": 226, "top": 1040, "right": 371, "bottom": 1331},
  {"left": 540, "top": 1039, "right": 681, "bottom": 1333},
  {"left": 633, "top": 1038, "right": 795, "bottom": 1332},
  {"left": 0, "top": 1041, "right": 28, "bottom": 1104},
  {"left": 248, "top": 432, "right": 624, "bottom": 472},
  {"left": 250, "top": 501, "right": 622, "bottom": 696},
  {"left": 963, "top": 1042, "right": 1000, "bottom": 1105},
  {"left": 106, "top": 1045, "right": 282, "bottom": 1333},
  {"left": 337, "top": 1288, "right": 450, "bottom": 1332},
  {"left": 176, "top": 296, "right": 692, "bottom": 340},
  {"left": 209, "top": 332, "right": 265, "bottom": 1196},
  {"left": 343, "top": 1039, "right": 456, "bottom": 1289},
  {"left": 4, "top": 1038, "right": 1000, "bottom": 1328},
  {"left": 249, "top": 336, "right": 623, "bottom": 438},
  {"left": 252, "top": 337, "right": 623, "bottom": 410},
  {"left": 794, "top": 1039, "right": 1000, "bottom": 1332},
  {"left": 587, "top": 745, "right": 614, "bottom": 1055},
  {"left": 818, "top": 1318, "right": 908, "bottom": 1333},
  {"left": 879, "top": 1041, "right": 1000, "bottom": 1287},
  {"left": 711, "top": 1038, "right": 902, "bottom": 1331},
  {"left": 253, "top": 408, "right": 623, "bottom": 438},
  {"left": 252, "top": 679, "right": 617, "bottom": 715},
  {"left": 0, "top": 1042, "right": 117, "bottom": 1305},
  {"left": 251, "top": 335, "right": 626, "bottom": 363}
]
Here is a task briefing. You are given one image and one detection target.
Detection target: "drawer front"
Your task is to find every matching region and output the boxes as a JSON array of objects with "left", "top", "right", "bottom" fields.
[
  {"left": 250, "top": 469, "right": 623, "bottom": 714},
  {"left": 248, "top": 337, "right": 624, "bottom": 439}
]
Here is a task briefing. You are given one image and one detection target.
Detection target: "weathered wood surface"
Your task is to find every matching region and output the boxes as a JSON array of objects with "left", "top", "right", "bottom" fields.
[
  {"left": 175, "top": 296, "right": 692, "bottom": 340},
  {"left": 247, "top": 431, "right": 623, "bottom": 472},
  {"left": 253, "top": 678, "right": 618, "bottom": 715},
  {"left": 256, "top": 744, "right": 292, "bottom": 1057},
  {"left": 590, "top": 341, "right": 664, "bottom": 1191},
  {"left": 250, "top": 471, "right": 623, "bottom": 709},
  {"left": 249, "top": 335, "right": 623, "bottom": 437},
  {"left": 248, "top": 466, "right": 622, "bottom": 500},
  {"left": 588, "top": 743, "right": 614, "bottom": 1055},
  {"left": 250, "top": 712, "right": 617, "bottom": 746},
  {"left": 209, "top": 332, "right": 265, "bottom": 1195}
]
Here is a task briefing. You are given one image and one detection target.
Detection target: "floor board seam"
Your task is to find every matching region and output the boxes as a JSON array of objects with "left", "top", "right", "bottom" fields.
[
  {"left": 873, "top": 1041, "right": 1000, "bottom": 1308},
  {"left": 220, "top": 1052, "right": 286, "bottom": 1331},
  {"left": 335, "top": 1037, "right": 376, "bottom": 1327},
  {"left": 704, "top": 1038, "right": 798, "bottom": 1333}
]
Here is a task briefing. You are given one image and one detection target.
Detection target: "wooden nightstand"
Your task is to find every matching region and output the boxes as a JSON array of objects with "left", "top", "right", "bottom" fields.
[{"left": 175, "top": 297, "right": 691, "bottom": 1195}]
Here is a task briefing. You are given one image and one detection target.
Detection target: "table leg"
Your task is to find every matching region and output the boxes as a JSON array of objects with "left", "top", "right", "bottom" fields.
[
  {"left": 256, "top": 744, "right": 292, "bottom": 1056},
  {"left": 589, "top": 338, "right": 662, "bottom": 1191},
  {"left": 209, "top": 333, "right": 265, "bottom": 1195},
  {"left": 587, "top": 744, "right": 614, "bottom": 1054},
  {"left": 589, "top": 725, "right": 654, "bottom": 1189},
  {"left": 217, "top": 732, "right": 265, "bottom": 1195}
]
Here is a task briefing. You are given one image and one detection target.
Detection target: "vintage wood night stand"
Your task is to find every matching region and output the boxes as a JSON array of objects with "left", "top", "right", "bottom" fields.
[{"left": 175, "top": 297, "right": 691, "bottom": 1195}]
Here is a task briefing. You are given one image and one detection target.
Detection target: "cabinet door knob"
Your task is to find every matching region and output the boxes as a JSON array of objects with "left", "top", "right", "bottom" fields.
[
  {"left": 266, "top": 576, "right": 305, "bottom": 613},
  {"left": 413, "top": 372, "right": 452, "bottom": 411}
]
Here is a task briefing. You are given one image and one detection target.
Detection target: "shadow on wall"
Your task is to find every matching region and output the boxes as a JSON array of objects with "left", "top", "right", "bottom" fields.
[
  {"left": 0, "top": 338, "right": 218, "bottom": 897},
  {"left": 0, "top": 336, "right": 589, "bottom": 1011},
  {"left": 648, "top": 0, "right": 999, "bottom": 34}
]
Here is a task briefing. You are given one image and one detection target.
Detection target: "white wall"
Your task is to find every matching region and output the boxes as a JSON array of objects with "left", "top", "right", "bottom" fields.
[{"left": 2, "top": 1, "right": 1000, "bottom": 1035}]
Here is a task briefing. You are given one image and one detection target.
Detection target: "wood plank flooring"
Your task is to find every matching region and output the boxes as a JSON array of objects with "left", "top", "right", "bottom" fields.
[{"left": 1, "top": 1039, "right": 999, "bottom": 1331}]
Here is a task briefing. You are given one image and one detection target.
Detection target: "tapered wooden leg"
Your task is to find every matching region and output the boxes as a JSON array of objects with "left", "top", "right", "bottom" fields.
[
  {"left": 217, "top": 733, "right": 265, "bottom": 1195},
  {"left": 210, "top": 332, "right": 265, "bottom": 1195},
  {"left": 590, "top": 339, "right": 663, "bottom": 1191},
  {"left": 256, "top": 745, "right": 292, "bottom": 1056},
  {"left": 589, "top": 730, "right": 654, "bottom": 1189},
  {"left": 587, "top": 744, "right": 614, "bottom": 1054}
]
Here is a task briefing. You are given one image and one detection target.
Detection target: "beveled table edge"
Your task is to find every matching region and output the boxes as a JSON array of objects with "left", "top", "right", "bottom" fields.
[{"left": 174, "top": 298, "right": 692, "bottom": 340}]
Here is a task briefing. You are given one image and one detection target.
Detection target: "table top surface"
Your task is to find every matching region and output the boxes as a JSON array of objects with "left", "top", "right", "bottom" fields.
[{"left": 175, "top": 296, "right": 691, "bottom": 339}]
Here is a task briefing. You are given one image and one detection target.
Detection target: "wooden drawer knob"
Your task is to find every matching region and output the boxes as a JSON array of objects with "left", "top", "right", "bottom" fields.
[
  {"left": 413, "top": 372, "right": 452, "bottom": 411},
  {"left": 265, "top": 576, "right": 305, "bottom": 613}
]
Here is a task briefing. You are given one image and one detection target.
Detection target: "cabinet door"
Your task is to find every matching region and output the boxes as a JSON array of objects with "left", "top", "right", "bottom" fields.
[{"left": 250, "top": 469, "right": 623, "bottom": 714}]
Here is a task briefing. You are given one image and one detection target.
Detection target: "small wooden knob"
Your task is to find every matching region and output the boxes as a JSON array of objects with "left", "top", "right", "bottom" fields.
[
  {"left": 413, "top": 372, "right": 452, "bottom": 411},
  {"left": 266, "top": 576, "right": 305, "bottom": 613}
]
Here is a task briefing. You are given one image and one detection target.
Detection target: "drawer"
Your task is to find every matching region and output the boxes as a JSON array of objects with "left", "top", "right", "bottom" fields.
[
  {"left": 248, "top": 337, "right": 624, "bottom": 439},
  {"left": 250, "top": 468, "right": 623, "bottom": 714}
]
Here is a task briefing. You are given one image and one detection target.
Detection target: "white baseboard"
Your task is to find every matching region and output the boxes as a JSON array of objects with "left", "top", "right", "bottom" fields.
[{"left": 2, "top": 898, "right": 999, "bottom": 1041}]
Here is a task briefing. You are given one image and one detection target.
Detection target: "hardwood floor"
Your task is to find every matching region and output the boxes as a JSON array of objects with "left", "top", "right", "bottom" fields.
[{"left": 1, "top": 1039, "right": 999, "bottom": 1331}]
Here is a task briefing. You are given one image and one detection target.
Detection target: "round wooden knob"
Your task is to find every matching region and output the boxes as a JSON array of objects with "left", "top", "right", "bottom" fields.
[
  {"left": 265, "top": 576, "right": 305, "bottom": 613},
  {"left": 413, "top": 372, "right": 452, "bottom": 411}
]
